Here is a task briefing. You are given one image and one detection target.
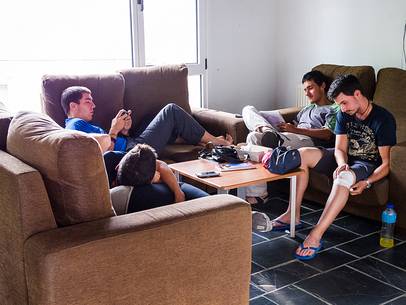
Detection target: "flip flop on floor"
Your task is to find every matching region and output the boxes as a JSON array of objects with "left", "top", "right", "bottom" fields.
[
  {"left": 294, "top": 240, "right": 323, "bottom": 261},
  {"left": 271, "top": 219, "right": 303, "bottom": 231}
]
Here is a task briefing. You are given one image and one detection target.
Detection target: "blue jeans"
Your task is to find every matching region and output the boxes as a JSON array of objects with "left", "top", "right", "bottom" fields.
[
  {"left": 103, "top": 151, "right": 208, "bottom": 212},
  {"left": 126, "top": 103, "right": 205, "bottom": 155}
]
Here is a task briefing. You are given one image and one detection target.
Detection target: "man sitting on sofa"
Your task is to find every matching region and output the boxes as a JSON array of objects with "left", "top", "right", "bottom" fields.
[
  {"left": 110, "top": 144, "right": 208, "bottom": 214},
  {"left": 253, "top": 74, "right": 396, "bottom": 260},
  {"left": 61, "top": 86, "right": 233, "bottom": 155},
  {"left": 243, "top": 70, "right": 339, "bottom": 204}
]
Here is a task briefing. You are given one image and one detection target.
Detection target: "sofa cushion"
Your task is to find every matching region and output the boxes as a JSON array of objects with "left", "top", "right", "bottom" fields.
[
  {"left": 373, "top": 68, "right": 406, "bottom": 143},
  {"left": 7, "top": 111, "right": 115, "bottom": 226},
  {"left": 41, "top": 73, "right": 125, "bottom": 131},
  {"left": 119, "top": 64, "right": 191, "bottom": 131},
  {"left": 312, "top": 64, "right": 376, "bottom": 100},
  {"left": 0, "top": 111, "right": 12, "bottom": 151}
]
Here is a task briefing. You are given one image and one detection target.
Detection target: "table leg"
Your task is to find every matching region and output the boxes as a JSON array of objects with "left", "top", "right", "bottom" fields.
[
  {"left": 174, "top": 171, "right": 181, "bottom": 182},
  {"left": 237, "top": 187, "right": 246, "bottom": 199},
  {"left": 289, "top": 175, "right": 297, "bottom": 238}
]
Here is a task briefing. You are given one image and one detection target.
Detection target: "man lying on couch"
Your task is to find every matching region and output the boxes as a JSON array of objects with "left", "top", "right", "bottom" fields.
[
  {"left": 253, "top": 74, "right": 396, "bottom": 260},
  {"left": 61, "top": 86, "right": 233, "bottom": 155},
  {"left": 61, "top": 86, "right": 213, "bottom": 211}
]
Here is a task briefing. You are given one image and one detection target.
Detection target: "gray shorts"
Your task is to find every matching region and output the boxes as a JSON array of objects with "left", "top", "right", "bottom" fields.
[{"left": 313, "top": 148, "right": 377, "bottom": 182}]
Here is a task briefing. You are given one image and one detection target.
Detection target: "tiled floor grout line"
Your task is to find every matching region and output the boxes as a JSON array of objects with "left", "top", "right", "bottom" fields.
[
  {"left": 292, "top": 284, "right": 334, "bottom": 305},
  {"left": 346, "top": 264, "right": 406, "bottom": 293},
  {"left": 379, "top": 293, "right": 406, "bottom": 305},
  {"left": 329, "top": 223, "right": 363, "bottom": 236}
]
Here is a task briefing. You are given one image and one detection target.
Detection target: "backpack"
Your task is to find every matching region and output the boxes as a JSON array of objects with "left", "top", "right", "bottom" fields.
[{"left": 267, "top": 146, "right": 301, "bottom": 174}]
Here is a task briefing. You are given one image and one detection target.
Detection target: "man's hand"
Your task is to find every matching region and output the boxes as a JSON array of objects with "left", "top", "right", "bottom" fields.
[
  {"left": 277, "top": 122, "right": 297, "bottom": 133},
  {"left": 121, "top": 110, "right": 132, "bottom": 136},
  {"left": 350, "top": 180, "right": 368, "bottom": 195},
  {"left": 333, "top": 163, "right": 350, "bottom": 179},
  {"left": 174, "top": 190, "right": 186, "bottom": 203},
  {"left": 110, "top": 109, "right": 128, "bottom": 135}
]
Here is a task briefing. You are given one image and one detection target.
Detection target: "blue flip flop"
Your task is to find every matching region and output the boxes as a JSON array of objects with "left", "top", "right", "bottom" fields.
[
  {"left": 294, "top": 240, "right": 323, "bottom": 261},
  {"left": 271, "top": 219, "right": 303, "bottom": 232}
]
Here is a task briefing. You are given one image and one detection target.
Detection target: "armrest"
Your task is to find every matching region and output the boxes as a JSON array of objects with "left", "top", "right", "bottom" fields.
[
  {"left": 192, "top": 108, "right": 249, "bottom": 144},
  {"left": 278, "top": 106, "right": 302, "bottom": 123},
  {"left": 390, "top": 142, "right": 406, "bottom": 206},
  {"left": 24, "top": 195, "right": 251, "bottom": 305}
]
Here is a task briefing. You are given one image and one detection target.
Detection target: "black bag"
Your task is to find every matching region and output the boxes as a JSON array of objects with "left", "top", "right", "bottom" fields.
[
  {"left": 199, "top": 145, "right": 242, "bottom": 163},
  {"left": 268, "top": 146, "right": 301, "bottom": 174}
]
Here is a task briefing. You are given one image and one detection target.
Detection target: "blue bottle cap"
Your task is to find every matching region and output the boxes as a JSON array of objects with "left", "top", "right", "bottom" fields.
[{"left": 387, "top": 202, "right": 395, "bottom": 209}]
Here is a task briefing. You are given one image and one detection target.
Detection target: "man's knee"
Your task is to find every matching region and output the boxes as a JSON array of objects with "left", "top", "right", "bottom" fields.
[
  {"left": 246, "top": 131, "right": 262, "bottom": 145},
  {"left": 242, "top": 105, "right": 255, "bottom": 115},
  {"left": 333, "top": 170, "right": 355, "bottom": 189},
  {"left": 298, "top": 147, "right": 323, "bottom": 168}
]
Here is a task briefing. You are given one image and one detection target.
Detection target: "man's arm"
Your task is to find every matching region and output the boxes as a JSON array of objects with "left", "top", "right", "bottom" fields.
[
  {"left": 278, "top": 123, "right": 333, "bottom": 141},
  {"left": 350, "top": 146, "right": 391, "bottom": 195},
  {"left": 89, "top": 134, "right": 114, "bottom": 152},
  {"left": 156, "top": 160, "right": 185, "bottom": 203},
  {"left": 333, "top": 134, "right": 349, "bottom": 178}
]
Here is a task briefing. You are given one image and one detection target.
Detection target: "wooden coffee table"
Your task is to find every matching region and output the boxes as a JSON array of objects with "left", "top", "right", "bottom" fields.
[{"left": 169, "top": 159, "right": 303, "bottom": 237}]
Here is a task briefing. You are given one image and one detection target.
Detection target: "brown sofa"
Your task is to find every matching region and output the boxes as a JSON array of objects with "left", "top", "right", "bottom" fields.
[
  {"left": 41, "top": 64, "right": 247, "bottom": 162},
  {"left": 0, "top": 111, "right": 251, "bottom": 305},
  {"left": 256, "top": 64, "right": 406, "bottom": 229}
]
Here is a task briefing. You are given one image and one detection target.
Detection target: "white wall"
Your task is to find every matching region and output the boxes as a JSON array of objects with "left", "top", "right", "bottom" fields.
[
  {"left": 206, "top": 0, "right": 276, "bottom": 113},
  {"left": 273, "top": 0, "right": 406, "bottom": 108},
  {"left": 206, "top": 0, "right": 406, "bottom": 112}
]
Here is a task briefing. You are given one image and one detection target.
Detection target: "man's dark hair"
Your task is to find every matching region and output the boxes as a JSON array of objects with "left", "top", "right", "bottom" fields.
[
  {"left": 60, "top": 86, "right": 91, "bottom": 115},
  {"left": 116, "top": 144, "right": 157, "bottom": 186},
  {"left": 302, "top": 70, "right": 330, "bottom": 90},
  {"left": 327, "top": 74, "right": 364, "bottom": 100}
]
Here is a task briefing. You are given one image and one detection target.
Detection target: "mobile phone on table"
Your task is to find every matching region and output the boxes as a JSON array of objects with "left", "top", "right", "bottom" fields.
[{"left": 196, "top": 170, "right": 220, "bottom": 178}]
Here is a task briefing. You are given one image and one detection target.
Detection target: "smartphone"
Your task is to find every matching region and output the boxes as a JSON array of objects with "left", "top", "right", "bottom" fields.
[
  {"left": 196, "top": 170, "right": 220, "bottom": 178},
  {"left": 120, "top": 110, "right": 128, "bottom": 117}
]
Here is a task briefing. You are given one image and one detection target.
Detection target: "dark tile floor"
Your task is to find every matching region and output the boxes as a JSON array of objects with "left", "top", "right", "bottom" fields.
[{"left": 250, "top": 196, "right": 406, "bottom": 305}]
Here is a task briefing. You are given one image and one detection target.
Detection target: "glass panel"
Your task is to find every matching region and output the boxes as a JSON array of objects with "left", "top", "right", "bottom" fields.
[
  {"left": 0, "top": 0, "right": 132, "bottom": 112},
  {"left": 143, "top": 0, "right": 198, "bottom": 65},
  {"left": 188, "top": 75, "right": 201, "bottom": 109}
]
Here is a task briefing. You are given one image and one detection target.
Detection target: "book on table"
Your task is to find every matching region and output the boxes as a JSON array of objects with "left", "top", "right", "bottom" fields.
[{"left": 217, "top": 162, "right": 256, "bottom": 172}]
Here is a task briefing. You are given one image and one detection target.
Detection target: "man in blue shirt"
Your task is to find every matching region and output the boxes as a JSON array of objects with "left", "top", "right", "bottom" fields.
[
  {"left": 61, "top": 86, "right": 215, "bottom": 211},
  {"left": 253, "top": 75, "right": 396, "bottom": 260},
  {"left": 62, "top": 86, "right": 232, "bottom": 154}
]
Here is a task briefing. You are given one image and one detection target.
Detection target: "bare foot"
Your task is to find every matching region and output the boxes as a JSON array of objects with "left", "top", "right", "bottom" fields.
[
  {"left": 246, "top": 196, "right": 268, "bottom": 205},
  {"left": 296, "top": 234, "right": 321, "bottom": 257},
  {"left": 212, "top": 134, "right": 233, "bottom": 146},
  {"left": 272, "top": 212, "right": 301, "bottom": 228}
]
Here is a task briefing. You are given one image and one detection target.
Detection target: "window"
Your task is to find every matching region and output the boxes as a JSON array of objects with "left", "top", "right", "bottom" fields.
[
  {"left": 132, "top": 0, "right": 207, "bottom": 108},
  {"left": 0, "top": 0, "right": 132, "bottom": 113},
  {"left": 0, "top": 0, "right": 206, "bottom": 112}
]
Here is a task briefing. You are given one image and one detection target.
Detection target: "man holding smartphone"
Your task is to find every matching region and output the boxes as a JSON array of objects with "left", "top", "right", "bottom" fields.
[{"left": 61, "top": 86, "right": 233, "bottom": 155}]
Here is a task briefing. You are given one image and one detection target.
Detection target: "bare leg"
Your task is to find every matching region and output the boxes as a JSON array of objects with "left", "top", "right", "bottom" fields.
[
  {"left": 200, "top": 131, "right": 233, "bottom": 146},
  {"left": 272, "top": 147, "right": 323, "bottom": 227},
  {"left": 296, "top": 183, "right": 350, "bottom": 257}
]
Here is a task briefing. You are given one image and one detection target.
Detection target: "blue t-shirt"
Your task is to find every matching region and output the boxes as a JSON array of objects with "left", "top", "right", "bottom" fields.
[
  {"left": 334, "top": 103, "right": 396, "bottom": 166},
  {"left": 65, "top": 118, "right": 127, "bottom": 152}
]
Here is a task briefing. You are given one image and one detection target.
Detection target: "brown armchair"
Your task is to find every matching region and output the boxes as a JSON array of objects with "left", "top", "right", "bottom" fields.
[{"left": 0, "top": 112, "right": 251, "bottom": 305}]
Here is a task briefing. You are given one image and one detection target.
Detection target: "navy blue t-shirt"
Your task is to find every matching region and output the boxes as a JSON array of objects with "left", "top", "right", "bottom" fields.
[{"left": 334, "top": 103, "right": 396, "bottom": 166}]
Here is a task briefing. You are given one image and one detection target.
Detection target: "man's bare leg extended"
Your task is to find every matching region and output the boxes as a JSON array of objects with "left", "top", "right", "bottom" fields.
[{"left": 200, "top": 131, "right": 233, "bottom": 146}]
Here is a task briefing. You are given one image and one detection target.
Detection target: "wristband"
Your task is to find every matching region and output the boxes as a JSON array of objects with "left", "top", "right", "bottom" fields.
[
  {"left": 109, "top": 134, "right": 117, "bottom": 144},
  {"left": 365, "top": 180, "right": 372, "bottom": 189}
]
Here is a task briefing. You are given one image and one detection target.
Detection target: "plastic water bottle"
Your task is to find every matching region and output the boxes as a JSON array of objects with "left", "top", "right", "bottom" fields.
[{"left": 380, "top": 202, "right": 397, "bottom": 248}]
